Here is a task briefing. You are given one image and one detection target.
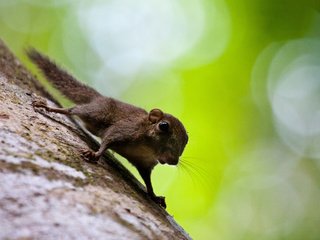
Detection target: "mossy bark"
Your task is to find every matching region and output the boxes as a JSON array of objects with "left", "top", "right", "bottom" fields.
[{"left": 0, "top": 40, "right": 190, "bottom": 240}]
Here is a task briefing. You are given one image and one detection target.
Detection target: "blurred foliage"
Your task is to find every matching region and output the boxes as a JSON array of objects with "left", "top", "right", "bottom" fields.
[{"left": 1, "top": 0, "right": 320, "bottom": 239}]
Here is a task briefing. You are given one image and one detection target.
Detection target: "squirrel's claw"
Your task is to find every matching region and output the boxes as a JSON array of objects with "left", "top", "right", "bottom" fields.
[
  {"left": 152, "top": 195, "right": 166, "bottom": 208},
  {"left": 32, "top": 98, "right": 48, "bottom": 110},
  {"left": 81, "top": 149, "right": 99, "bottom": 163}
]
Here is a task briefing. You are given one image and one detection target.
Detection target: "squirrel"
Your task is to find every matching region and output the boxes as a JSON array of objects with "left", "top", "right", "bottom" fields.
[{"left": 27, "top": 49, "right": 188, "bottom": 208}]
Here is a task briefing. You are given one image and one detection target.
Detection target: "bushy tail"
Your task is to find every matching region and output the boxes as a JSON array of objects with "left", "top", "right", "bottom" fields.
[{"left": 26, "top": 48, "right": 101, "bottom": 104}]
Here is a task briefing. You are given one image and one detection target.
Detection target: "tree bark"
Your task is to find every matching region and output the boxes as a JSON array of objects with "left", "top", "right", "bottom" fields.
[{"left": 0, "top": 40, "right": 191, "bottom": 240}]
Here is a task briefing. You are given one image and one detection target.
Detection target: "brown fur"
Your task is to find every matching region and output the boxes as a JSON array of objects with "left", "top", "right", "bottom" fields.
[{"left": 28, "top": 49, "right": 188, "bottom": 208}]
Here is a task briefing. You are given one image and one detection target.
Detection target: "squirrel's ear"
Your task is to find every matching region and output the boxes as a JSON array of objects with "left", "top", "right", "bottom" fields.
[{"left": 149, "top": 109, "right": 164, "bottom": 123}]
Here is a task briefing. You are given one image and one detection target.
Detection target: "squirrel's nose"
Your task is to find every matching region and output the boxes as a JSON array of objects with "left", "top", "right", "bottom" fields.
[
  {"left": 158, "top": 152, "right": 179, "bottom": 165},
  {"left": 168, "top": 158, "right": 179, "bottom": 165},
  {"left": 160, "top": 156, "right": 178, "bottom": 165}
]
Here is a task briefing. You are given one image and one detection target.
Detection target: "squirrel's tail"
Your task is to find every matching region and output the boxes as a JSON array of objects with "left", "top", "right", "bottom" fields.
[{"left": 26, "top": 48, "right": 101, "bottom": 104}]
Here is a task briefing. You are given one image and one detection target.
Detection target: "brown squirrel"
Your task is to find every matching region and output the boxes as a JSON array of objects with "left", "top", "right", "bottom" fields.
[{"left": 27, "top": 49, "right": 188, "bottom": 208}]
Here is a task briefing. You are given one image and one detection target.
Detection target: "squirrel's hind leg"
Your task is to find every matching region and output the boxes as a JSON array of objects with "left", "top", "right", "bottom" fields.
[{"left": 32, "top": 98, "right": 72, "bottom": 115}]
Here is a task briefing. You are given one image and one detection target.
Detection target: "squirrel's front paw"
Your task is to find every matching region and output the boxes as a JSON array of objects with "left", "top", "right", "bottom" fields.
[
  {"left": 152, "top": 195, "right": 166, "bottom": 208},
  {"left": 81, "top": 149, "right": 99, "bottom": 163}
]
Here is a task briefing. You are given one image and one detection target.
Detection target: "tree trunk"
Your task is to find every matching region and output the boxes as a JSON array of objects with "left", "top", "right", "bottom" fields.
[{"left": 0, "top": 40, "right": 191, "bottom": 240}]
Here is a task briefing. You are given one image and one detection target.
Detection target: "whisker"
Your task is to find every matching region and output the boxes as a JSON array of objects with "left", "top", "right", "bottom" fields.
[
  {"left": 178, "top": 157, "right": 212, "bottom": 191},
  {"left": 180, "top": 158, "right": 211, "bottom": 179},
  {"left": 178, "top": 161, "right": 198, "bottom": 188}
]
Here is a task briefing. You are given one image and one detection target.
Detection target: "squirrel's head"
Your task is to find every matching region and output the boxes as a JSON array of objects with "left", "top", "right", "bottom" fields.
[{"left": 148, "top": 108, "right": 188, "bottom": 165}]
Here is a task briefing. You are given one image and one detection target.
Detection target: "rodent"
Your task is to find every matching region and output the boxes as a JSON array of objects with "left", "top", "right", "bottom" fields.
[{"left": 27, "top": 49, "right": 188, "bottom": 208}]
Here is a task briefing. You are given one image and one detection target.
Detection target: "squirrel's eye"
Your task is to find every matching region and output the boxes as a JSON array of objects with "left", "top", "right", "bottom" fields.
[{"left": 158, "top": 121, "right": 170, "bottom": 132}]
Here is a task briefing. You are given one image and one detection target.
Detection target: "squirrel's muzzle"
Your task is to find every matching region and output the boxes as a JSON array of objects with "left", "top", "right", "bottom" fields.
[{"left": 158, "top": 154, "right": 179, "bottom": 165}]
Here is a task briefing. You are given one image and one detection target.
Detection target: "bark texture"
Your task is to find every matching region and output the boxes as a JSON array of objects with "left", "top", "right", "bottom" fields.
[{"left": 0, "top": 40, "right": 191, "bottom": 240}]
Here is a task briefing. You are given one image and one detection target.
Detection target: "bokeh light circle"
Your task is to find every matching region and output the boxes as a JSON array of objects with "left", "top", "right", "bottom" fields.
[{"left": 253, "top": 39, "right": 320, "bottom": 158}]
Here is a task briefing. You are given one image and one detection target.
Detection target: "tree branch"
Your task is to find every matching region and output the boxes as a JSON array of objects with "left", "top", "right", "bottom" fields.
[{"left": 0, "top": 40, "right": 190, "bottom": 240}]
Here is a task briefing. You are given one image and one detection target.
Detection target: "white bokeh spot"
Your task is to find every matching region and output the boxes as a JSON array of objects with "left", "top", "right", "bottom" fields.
[
  {"left": 253, "top": 39, "right": 320, "bottom": 158},
  {"left": 77, "top": 0, "right": 205, "bottom": 75}
]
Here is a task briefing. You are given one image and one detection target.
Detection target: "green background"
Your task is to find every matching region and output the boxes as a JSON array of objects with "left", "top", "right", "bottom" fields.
[{"left": 1, "top": 0, "right": 320, "bottom": 239}]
